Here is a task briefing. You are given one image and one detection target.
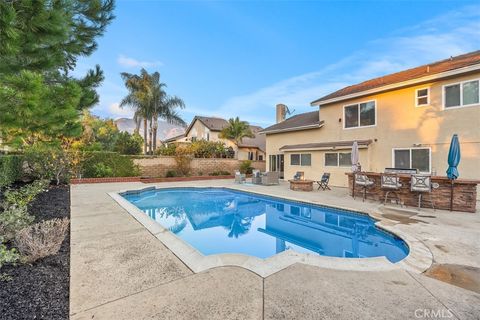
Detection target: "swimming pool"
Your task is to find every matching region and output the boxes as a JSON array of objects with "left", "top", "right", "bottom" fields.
[{"left": 122, "top": 188, "right": 409, "bottom": 263}]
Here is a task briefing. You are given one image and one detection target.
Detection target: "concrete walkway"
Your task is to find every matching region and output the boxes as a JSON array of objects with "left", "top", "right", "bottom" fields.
[{"left": 70, "top": 181, "right": 480, "bottom": 319}]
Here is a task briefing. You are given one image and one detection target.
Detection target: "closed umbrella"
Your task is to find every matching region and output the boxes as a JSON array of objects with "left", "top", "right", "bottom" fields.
[
  {"left": 351, "top": 141, "right": 359, "bottom": 172},
  {"left": 351, "top": 141, "right": 359, "bottom": 197},
  {"left": 446, "top": 134, "right": 461, "bottom": 211}
]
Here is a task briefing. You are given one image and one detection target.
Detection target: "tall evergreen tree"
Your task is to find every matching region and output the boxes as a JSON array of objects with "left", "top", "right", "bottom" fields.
[{"left": 0, "top": 0, "right": 115, "bottom": 147}]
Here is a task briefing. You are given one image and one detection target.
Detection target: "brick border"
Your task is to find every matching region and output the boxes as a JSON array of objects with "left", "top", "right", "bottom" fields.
[{"left": 70, "top": 175, "right": 234, "bottom": 184}]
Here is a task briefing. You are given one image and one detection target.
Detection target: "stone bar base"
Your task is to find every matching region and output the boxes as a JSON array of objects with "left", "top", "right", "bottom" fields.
[{"left": 346, "top": 172, "right": 478, "bottom": 213}]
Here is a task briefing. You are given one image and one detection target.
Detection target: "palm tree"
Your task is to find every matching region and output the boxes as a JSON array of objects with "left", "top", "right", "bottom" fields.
[
  {"left": 121, "top": 69, "right": 186, "bottom": 154},
  {"left": 147, "top": 72, "right": 186, "bottom": 152},
  {"left": 219, "top": 117, "right": 255, "bottom": 145},
  {"left": 120, "top": 69, "right": 153, "bottom": 154}
]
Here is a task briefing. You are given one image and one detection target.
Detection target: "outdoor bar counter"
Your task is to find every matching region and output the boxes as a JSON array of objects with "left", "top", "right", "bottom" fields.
[{"left": 346, "top": 172, "right": 479, "bottom": 213}]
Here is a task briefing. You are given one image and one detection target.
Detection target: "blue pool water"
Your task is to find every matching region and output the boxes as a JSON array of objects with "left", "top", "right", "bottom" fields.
[{"left": 122, "top": 188, "right": 409, "bottom": 262}]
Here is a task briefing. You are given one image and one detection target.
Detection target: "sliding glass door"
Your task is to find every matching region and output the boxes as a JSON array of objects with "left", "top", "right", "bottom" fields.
[{"left": 269, "top": 154, "right": 284, "bottom": 179}]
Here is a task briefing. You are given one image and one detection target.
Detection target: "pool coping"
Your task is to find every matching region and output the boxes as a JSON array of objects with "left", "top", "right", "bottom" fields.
[{"left": 108, "top": 185, "right": 433, "bottom": 277}]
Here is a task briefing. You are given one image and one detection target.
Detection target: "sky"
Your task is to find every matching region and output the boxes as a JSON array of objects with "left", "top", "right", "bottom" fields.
[{"left": 74, "top": 0, "right": 480, "bottom": 127}]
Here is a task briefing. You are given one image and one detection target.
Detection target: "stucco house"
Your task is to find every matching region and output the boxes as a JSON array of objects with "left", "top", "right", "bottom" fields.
[
  {"left": 163, "top": 116, "right": 266, "bottom": 161},
  {"left": 261, "top": 51, "right": 480, "bottom": 189}
]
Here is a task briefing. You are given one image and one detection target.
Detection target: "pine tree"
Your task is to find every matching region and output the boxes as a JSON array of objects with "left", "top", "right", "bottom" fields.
[{"left": 0, "top": 0, "right": 115, "bottom": 147}]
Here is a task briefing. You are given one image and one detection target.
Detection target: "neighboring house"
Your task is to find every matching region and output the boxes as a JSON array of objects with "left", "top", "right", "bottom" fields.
[
  {"left": 164, "top": 116, "right": 266, "bottom": 161},
  {"left": 261, "top": 51, "right": 480, "bottom": 187}
]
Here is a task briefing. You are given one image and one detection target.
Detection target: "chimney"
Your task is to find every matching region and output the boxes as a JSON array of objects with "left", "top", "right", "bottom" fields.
[{"left": 276, "top": 104, "right": 287, "bottom": 123}]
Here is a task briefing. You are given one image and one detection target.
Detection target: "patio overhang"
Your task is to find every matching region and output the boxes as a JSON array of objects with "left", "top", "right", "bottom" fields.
[{"left": 279, "top": 139, "right": 373, "bottom": 152}]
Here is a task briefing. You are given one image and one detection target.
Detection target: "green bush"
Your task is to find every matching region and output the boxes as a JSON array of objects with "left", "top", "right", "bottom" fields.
[
  {"left": 155, "top": 141, "right": 235, "bottom": 158},
  {"left": 81, "top": 152, "right": 140, "bottom": 178},
  {"left": 114, "top": 132, "right": 143, "bottom": 155},
  {"left": 23, "top": 144, "right": 71, "bottom": 185},
  {"left": 0, "top": 155, "right": 23, "bottom": 189},
  {"left": 0, "top": 180, "right": 47, "bottom": 243},
  {"left": 0, "top": 207, "right": 34, "bottom": 241},
  {"left": 155, "top": 143, "right": 177, "bottom": 156},
  {"left": 239, "top": 160, "right": 253, "bottom": 174},
  {"left": 189, "top": 140, "right": 234, "bottom": 158},
  {"left": 0, "top": 237, "right": 20, "bottom": 269},
  {"left": 165, "top": 170, "right": 177, "bottom": 178},
  {"left": 90, "top": 163, "right": 114, "bottom": 177},
  {"left": 3, "top": 180, "right": 49, "bottom": 209}
]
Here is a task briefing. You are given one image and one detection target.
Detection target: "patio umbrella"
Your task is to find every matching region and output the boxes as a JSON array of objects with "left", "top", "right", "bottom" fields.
[
  {"left": 351, "top": 141, "right": 359, "bottom": 172},
  {"left": 351, "top": 141, "right": 360, "bottom": 198},
  {"left": 446, "top": 134, "right": 461, "bottom": 211}
]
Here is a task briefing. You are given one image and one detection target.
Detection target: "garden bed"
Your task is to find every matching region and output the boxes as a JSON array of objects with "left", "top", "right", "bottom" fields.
[{"left": 0, "top": 185, "right": 70, "bottom": 320}]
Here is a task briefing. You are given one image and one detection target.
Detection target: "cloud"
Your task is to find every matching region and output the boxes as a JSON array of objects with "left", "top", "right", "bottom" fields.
[
  {"left": 215, "top": 5, "right": 480, "bottom": 126},
  {"left": 117, "top": 54, "right": 163, "bottom": 68},
  {"left": 107, "top": 103, "right": 134, "bottom": 119}
]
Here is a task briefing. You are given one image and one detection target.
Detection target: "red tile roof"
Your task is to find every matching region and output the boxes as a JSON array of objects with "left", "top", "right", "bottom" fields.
[{"left": 311, "top": 50, "right": 480, "bottom": 105}]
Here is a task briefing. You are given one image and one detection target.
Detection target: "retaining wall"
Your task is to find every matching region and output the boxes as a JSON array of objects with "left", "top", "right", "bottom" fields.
[{"left": 133, "top": 156, "right": 266, "bottom": 177}]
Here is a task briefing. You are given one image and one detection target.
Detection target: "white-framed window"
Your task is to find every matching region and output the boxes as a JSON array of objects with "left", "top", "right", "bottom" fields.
[
  {"left": 392, "top": 148, "right": 431, "bottom": 173},
  {"left": 343, "top": 100, "right": 376, "bottom": 129},
  {"left": 290, "top": 154, "right": 311, "bottom": 166},
  {"left": 324, "top": 152, "right": 352, "bottom": 167},
  {"left": 443, "top": 79, "right": 479, "bottom": 109},
  {"left": 415, "top": 88, "right": 430, "bottom": 107},
  {"left": 248, "top": 151, "right": 254, "bottom": 161}
]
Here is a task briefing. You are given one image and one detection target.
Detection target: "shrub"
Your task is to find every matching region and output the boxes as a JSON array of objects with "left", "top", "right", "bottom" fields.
[
  {"left": 0, "top": 155, "right": 23, "bottom": 189},
  {"left": 0, "top": 207, "right": 34, "bottom": 241},
  {"left": 174, "top": 146, "right": 192, "bottom": 176},
  {"left": 81, "top": 152, "right": 140, "bottom": 178},
  {"left": 155, "top": 141, "right": 235, "bottom": 159},
  {"left": 239, "top": 160, "right": 253, "bottom": 174},
  {"left": 3, "top": 180, "right": 49, "bottom": 209},
  {"left": 165, "top": 170, "right": 177, "bottom": 178},
  {"left": 114, "top": 132, "right": 143, "bottom": 155},
  {"left": 189, "top": 140, "right": 234, "bottom": 158},
  {"left": 0, "top": 238, "right": 20, "bottom": 269},
  {"left": 90, "top": 163, "right": 114, "bottom": 177},
  {"left": 15, "top": 218, "right": 69, "bottom": 263},
  {"left": 23, "top": 144, "right": 71, "bottom": 185},
  {"left": 155, "top": 143, "right": 177, "bottom": 156}
]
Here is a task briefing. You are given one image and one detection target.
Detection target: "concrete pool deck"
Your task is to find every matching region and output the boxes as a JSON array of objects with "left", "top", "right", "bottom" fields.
[{"left": 70, "top": 180, "right": 480, "bottom": 319}]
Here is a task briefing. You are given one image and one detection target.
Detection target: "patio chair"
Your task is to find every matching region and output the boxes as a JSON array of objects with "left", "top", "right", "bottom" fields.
[
  {"left": 251, "top": 170, "right": 262, "bottom": 184},
  {"left": 261, "top": 171, "right": 280, "bottom": 185},
  {"left": 381, "top": 173, "right": 402, "bottom": 206},
  {"left": 234, "top": 170, "right": 246, "bottom": 184},
  {"left": 354, "top": 173, "right": 374, "bottom": 201},
  {"left": 315, "top": 173, "right": 331, "bottom": 190},
  {"left": 410, "top": 174, "right": 435, "bottom": 210}
]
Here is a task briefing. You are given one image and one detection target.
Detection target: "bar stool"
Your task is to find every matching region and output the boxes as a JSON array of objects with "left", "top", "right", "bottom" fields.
[
  {"left": 410, "top": 174, "right": 434, "bottom": 210},
  {"left": 381, "top": 173, "right": 402, "bottom": 205},
  {"left": 354, "top": 173, "right": 374, "bottom": 202}
]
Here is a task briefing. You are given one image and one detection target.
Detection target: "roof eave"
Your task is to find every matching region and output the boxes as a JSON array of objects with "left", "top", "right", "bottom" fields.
[
  {"left": 280, "top": 145, "right": 369, "bottom": 152},
  {"left": 310, "top": 63, "right": 480, "bottom": 106},
  {"left": 259, "top": 121, "right": 324, "bottom": 135}
]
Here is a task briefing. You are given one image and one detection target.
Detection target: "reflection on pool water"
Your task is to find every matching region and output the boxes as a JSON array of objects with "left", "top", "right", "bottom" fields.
[{"left": 122, "top": 188, "right": 409, "bottom": 263}]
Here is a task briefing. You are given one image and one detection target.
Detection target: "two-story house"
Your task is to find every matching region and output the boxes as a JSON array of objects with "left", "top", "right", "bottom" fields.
[
  {"left": 163, "top": 116, "right": 266, "bottom": 161},
  {"left": 261, "top": 51, "right": 480, "bottom": 189}
]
